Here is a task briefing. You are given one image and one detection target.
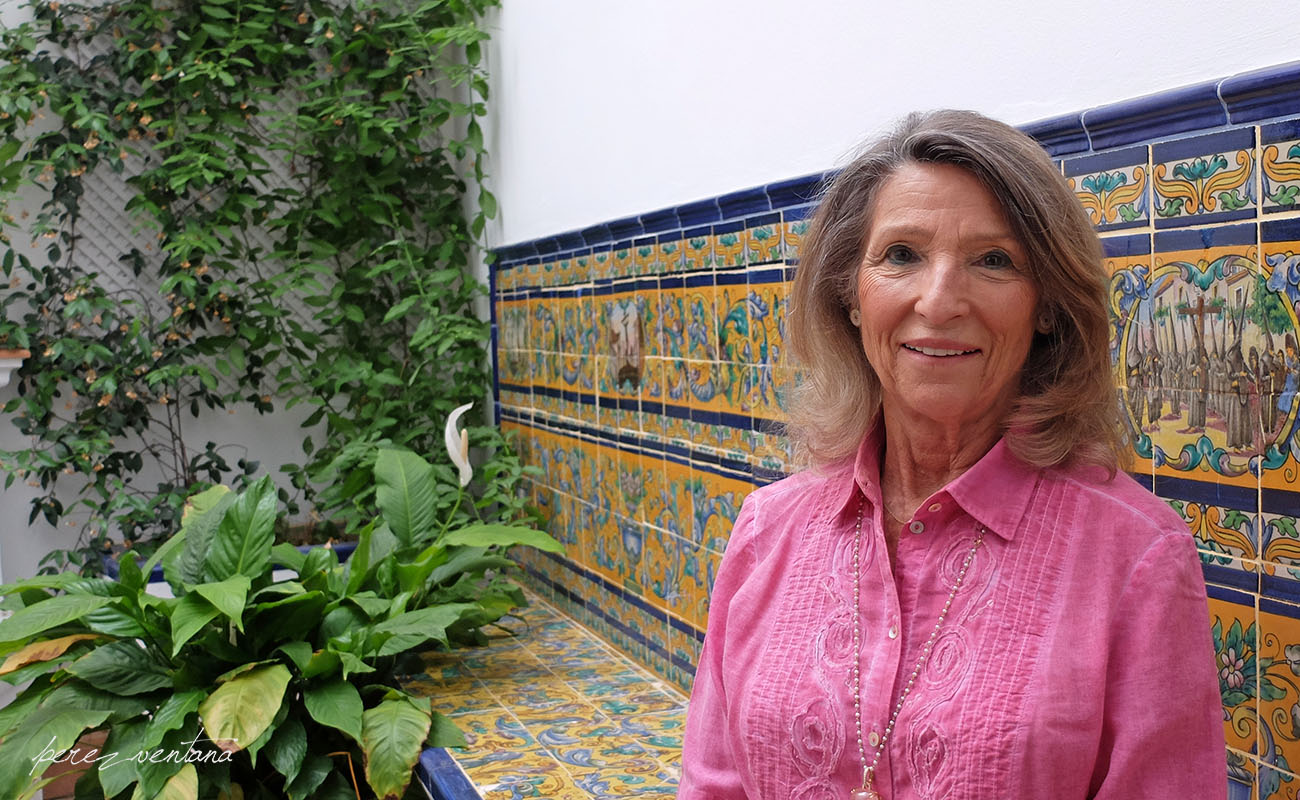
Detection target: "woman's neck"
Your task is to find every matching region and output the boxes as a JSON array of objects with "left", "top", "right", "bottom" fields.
[{"left": 877, "top": 407, "right": 1002, "bottom": 520}]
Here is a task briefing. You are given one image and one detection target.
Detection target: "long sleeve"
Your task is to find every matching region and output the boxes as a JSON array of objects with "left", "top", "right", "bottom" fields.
[
  {"left": 677, "top": 495, "right": 759, "bottom": 800},
  {"left": 1087, "top": 532, "right": 1227, "bottom": 799}
]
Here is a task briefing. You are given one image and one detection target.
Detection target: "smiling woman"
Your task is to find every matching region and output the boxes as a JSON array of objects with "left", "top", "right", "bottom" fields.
[{"left": 677, "top": 110, "right": 1226, "bottom": 800}]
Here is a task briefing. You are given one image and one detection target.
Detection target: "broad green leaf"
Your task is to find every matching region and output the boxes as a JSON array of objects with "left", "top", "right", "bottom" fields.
[
  {"left": 143, "top": 532, "right": 188, "bottom": 582},
  {"left": 154, "top": 763, "right": 197, "bottom": 800},
  {"left": 171, "top": 594, "right": 221, "bottom": 656},
  {"left": 172, "top": 489, "right": 236, "bottom": 587},
  {"left": 0, "top": 573, "right": 84, "bottom": 596},
  {"left": 271, "top": 542, "right": 307, "bottom": 572},
  {"left": 0, "top": 682, "right": 53, "bottom": 739},
  {"left": 66, "top": 640, "right": 171, "bottom": 695},
  {"left": 206, "top": 476, "right": 278, "bottom": 581},
  {"left": 199, "top": 664, "right": 291, "bottom": 752},
  {"left": 0, "top": 595, "right": 113, "bottom": 643},
  {"left": 275, "top": 641, "right": 313, "bottom": 671},
  {"left": 428, "top": 546, "right": 513, "bottom": 585},
  {"left": 192, "top": 575, "right": 251, "bottom": 631},
  {"left": 345, "top": 592, "right": 392, "bottom": 619},
  {"left": 0, "top": 633, "right": 101, "bottom": 675},
  {"left": 84, "top": 603, "right": 149, "bottom": 638},
  {"left": 250, "top": 592, "right": 328, "bottom": 643},
  {"left": 286, "top": 751, "right": 333, "bottom": 800},
  {"left": 442, "top": 523, "right": 564, "bottom": 553},
  {"left": 337, "top": 650, "right": 375, "bottom": 679},
  {"left": 0, "top": 707, "right": 112, "bottom": 800},
  {"left": 360, "top": 695, "right": 431, "bottom": 800},
  {"left": 367, "top": 604, "right": 475, "bottom": 655},
  {"left": 374, "top": 449, "right": 436, "bottom": 548},
  {"left": 265, "top": 715, "right": 307, "bottom": 783},
  {"left": 393, "top": 542, "right": 447, "bottom": 595},
  {"left": 304, "top": 679, "right": 363, "bottom": 742},
  {"left": 302, "top": 648, "right": 341, "bottom": 679},
  {"left": 427, "top": 711, "right": 466, "bottom": 748},
  {"left": 142, "top": 689, "right": 205, "bottom": 750},
  {"left": 344, "top": 521, "right": 375, "bottom": 594},
  {"left": 99, "top": 719, "right": 147, "bottom": 797}
]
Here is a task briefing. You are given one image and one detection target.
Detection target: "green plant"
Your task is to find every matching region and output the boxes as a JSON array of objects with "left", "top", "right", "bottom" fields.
[
  {"left": 0, "top": 0, "right": 503, "bottom": 571},
  {"left": 0, "top": 445, "right": 561, "bottom": 800}
]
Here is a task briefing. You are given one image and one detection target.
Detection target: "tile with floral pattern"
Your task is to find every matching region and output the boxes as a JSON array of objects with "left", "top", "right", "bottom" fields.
[
  {"left": 1263, "top": 121, "right": 1300, "bottom": 214},
  {"left": 1208, "top": 587, "right": 1260, "bottom": 755},
  {"left": 1152, "top": 128, "right": 1256, "bottom": 228},
  {"left": 745, "top": 214, "right": 782, "bottom": 265},
  {"left": 1257, "top": 599, "right": 1300, "bottom": 791},
  {"left": 682, "top": 229, "right": 712, "bottom": 271}
]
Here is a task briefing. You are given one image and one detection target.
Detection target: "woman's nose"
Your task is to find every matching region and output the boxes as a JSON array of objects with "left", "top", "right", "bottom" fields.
[{"left": 912, "top": 256, "right": 970, "bottom": 323}]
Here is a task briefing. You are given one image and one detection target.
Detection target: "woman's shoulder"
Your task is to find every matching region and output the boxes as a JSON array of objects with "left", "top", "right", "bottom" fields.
[
  {"left": 1044, "top": 462, "right": 1188, "bottom": 544},
  {"left": 728, "top": 462, "right": 852, "bottom": 552}
]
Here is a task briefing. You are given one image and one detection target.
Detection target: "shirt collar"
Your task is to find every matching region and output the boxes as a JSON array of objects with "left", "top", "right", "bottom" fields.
[{"left": 831, "top": 419, "right": 1041, "bottom": 542}]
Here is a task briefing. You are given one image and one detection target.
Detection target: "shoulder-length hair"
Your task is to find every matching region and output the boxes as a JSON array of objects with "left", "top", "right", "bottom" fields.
[{"left": 785, "top": 109, "right": 1125, "bottom": 472}]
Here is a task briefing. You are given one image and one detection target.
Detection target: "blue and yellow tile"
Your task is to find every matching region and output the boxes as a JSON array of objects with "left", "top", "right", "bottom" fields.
[
  {"left": 1065, "top": 146, "right": 1150, "bottom": 232},
  {"left": 658, "top": 235, "right": 683, "bottom": 275},
  {"left": 745, "top": 213, "right": 782, "bottom": 265},
  {"left": 1208, "top": 587, "right": 1259, "bottom": 756},
  {"left": 1153, "top": 129, "right": 1256, "bottom": 228},
  {"left": 1262, "top": 120, "right": 1300, "bottom": 215},
  {"left": 1256, "top": 599, "right": 1300, "bottom": 789},
  {"left": 682, "top": 228, "right": 712, "bottom": 272},
  {"left": 712, "top": 221, "right": 746, "bottom": 268}
]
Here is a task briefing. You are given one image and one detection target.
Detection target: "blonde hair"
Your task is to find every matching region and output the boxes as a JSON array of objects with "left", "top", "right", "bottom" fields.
[{"left": 785, "top": 109, "right": 1125, "bottom": 472}]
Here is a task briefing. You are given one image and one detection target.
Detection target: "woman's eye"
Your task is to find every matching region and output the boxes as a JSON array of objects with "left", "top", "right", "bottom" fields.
[
  {"left": 978, "top": 250, "right": 1014, "bottom": 269},
  {"left": 884, "top": 245, "right": 917, "bottom": 265}
]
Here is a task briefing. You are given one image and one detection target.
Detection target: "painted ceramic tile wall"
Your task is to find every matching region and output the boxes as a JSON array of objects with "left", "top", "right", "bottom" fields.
[{"left": 493, "top": 61, "right": 1300, "bottom": 799}]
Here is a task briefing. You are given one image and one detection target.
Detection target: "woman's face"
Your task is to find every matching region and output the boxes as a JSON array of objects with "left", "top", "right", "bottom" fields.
[{"left": 854, "top": 162, "right": 1040, "bottom": 434}]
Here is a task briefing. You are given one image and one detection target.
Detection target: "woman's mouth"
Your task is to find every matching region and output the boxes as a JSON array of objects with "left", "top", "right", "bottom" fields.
[{"left": 903, "top": 343, "right": 979, "bottom": 357}]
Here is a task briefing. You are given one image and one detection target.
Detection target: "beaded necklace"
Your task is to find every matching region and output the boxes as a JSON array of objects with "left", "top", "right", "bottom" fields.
[{"left": 849, "top": 496, "right": 985, "bottom": 800}]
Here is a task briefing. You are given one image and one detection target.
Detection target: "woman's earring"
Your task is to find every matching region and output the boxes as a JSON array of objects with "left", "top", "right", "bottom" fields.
[
  {"left": 850, "top": 308, "right": 861, "bottom": 327},
  {"left": 1036, "top": 312, "right": 1052, "bottom": 333}
]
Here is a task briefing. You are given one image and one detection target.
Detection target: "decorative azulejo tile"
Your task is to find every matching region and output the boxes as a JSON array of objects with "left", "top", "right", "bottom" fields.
[
  {"left": 744, "top": 212, "right": 782, "bottom": 265},
  {"left": 1128, "top": 225, "right": 1270, "bottom": 489},
  {"left": 1262, "top": 120, "right": 1300, "bottom": 215},
  {"left": 658, "top": 234, "right": 683, "bottom": 275},
  {"left": 1065, "top": 145, "right": 1150, "bottom": 231},
  {"left": 711, "top": 220, "right": 746, "bottom": 268},
  {"left": 681, "top": 227, "right": 712, "bottom": 272},
  {"left": 1255, "top": 599, "right": 1300, "bottom": 788},
  {"left": 684, "top": 276, "right": 718, "bottom": 361},
  {"left": 1207, "top": 585, "right": 1259, "bottom": 756},
  {"left": 1152, "top": 128, "right": 1257, "bottom": 228},
  {"left": 781, "top": 205, "right": 813, "bottom": 262}
]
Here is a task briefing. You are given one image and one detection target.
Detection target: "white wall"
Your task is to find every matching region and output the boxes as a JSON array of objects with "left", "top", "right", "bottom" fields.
[{"left": 482, "top": 0, "right": 1300, "bottom": 247}]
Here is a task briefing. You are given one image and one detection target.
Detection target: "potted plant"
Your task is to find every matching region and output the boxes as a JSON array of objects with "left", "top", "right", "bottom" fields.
[{"left": 0, "top": 427, "right": 560, "bottom": 799}]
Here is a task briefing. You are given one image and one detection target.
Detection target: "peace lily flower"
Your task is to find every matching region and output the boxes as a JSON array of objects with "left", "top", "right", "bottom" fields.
[{"left": 445, "top": 402, "right": 473, "bottom": 487}]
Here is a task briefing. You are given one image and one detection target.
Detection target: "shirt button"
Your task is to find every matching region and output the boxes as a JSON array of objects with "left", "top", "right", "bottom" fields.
[
  {"left": 909, "top": 520, "right": 925, "bottom": 534},
  {"left": 888, "top": 625, "right": 898, "bottom": 639},
  {"left": 928, "top": 502, "right": 942, "bottom": 513},
  {"left": 868, "top": 731, "right": 880, "bottom": 747}
]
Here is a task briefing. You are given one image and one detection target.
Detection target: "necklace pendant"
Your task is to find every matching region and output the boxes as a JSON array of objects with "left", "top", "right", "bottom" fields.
[{"left": 849, "top": 788, "right": 880, "bottom": 800}]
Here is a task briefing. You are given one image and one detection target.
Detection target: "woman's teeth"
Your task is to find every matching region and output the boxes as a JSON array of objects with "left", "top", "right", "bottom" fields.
[{"left": 904, "top": 344, "right": 977, "bottom": 357}]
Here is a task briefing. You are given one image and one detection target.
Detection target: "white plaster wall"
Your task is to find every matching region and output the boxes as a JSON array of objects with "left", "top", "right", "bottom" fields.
[{"left": 482, "top": 0, "right": 1300, "bottom": 247}]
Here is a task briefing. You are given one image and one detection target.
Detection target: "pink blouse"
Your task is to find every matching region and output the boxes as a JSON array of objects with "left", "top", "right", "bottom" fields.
[{"left": 679, "top": 430, "right": 1226, "bottom": 799}]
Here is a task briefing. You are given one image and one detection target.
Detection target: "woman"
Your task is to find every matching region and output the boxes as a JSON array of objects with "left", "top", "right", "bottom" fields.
[{"left": 678, "top": 111, "right": 1224, "bottom": 800}]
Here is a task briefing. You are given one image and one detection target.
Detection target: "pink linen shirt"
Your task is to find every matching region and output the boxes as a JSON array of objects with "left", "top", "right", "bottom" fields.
[{"left": 679, "top": 431, "right": 1226, "bottom": 800}]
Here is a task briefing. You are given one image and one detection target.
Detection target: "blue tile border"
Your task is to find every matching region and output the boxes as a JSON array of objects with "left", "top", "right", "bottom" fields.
[
  {"left": 417, "top": 748, "right": 481, "bottom": 800},
  {"left": 1220, "top": 60, "right": 1300, "bottom": 125},
  {"left": 1022, "top": 112, "right": 1090, "bottom": 157},
  {"left": 1083, "top": 80, "right": 1226, "bottom": 152}
]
